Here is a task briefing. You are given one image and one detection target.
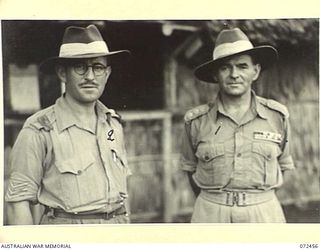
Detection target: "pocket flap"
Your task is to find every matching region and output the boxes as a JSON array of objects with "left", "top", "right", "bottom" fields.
[
  {"left": 252, "top": 143, "right": 273, "bottom": 159},
  {"left": 196, "top": 144, "right": 224, "bottom": 162},
  {"left": 56, "top": 153, "right": 95, "bottom": 174}
]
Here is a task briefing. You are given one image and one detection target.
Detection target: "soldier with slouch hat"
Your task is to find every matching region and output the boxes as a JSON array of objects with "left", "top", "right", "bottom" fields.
[
  {"left": 5, "top": 24, "right": 132, "bottom": 224},
  {"left": 181, "top": 27, "right": 295, "bottom": 223}
]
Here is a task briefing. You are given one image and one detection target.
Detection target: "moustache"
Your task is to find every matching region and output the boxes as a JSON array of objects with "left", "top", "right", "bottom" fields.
[{"left": 79, "top": 81, "right": 99, "bottom": 87}]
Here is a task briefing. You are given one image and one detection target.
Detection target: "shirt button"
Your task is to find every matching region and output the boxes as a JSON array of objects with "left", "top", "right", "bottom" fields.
[
  {"left": 204, "top": 155, "right": 210, "bottom": 161},
  {"left": 77, "top": 170, "right": 82, "bottom": 174},
  {"left": 237, "top": 153, "right": 242, "bottom": 157}
]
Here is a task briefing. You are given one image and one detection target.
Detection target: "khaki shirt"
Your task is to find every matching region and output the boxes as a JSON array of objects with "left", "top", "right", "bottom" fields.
[
  {"left": 181, "top": 92, "right": 294, "bottom": 191},
  {"left": 5, "top": 96, "right": 131, "bottom": 213}
]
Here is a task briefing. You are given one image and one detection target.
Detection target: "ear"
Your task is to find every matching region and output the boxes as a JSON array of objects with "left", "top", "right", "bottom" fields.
[
  {"left": 55, "top": 65, "right": 67, "bottom": 83},
  {"left": 252, "top": 63, "right": 261, "bottom": 81}
]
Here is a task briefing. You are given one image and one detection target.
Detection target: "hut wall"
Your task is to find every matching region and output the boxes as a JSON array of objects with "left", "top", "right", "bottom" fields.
[
  {"left": 123, "top": 119, "right": 164, "bottom": 221},
  {"left": 255, "top": 54, "right": 320, "bottom": 204}
]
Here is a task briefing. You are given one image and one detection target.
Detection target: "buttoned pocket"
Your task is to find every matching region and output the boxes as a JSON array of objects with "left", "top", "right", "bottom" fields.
[
  {"left": 56, "top": 154, "right": 95, "bottom": 175},
  {"left": 252, "top": 142, "right": 281, "bottom": 187},
  {"left": 194, "top": 143, "right": 228, "bottom": 187},
  {"left": 196, "top": 143, "right": 224, "bottom": 166},
  {"left": 54, "top": 153, "right": 105, "bottom": 209}
]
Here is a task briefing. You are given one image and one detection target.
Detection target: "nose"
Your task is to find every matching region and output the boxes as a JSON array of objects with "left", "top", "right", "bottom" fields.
[
  {"left": 230, "top": 66, "right": 240, "bottom": 79},
  {"left": 84, "top": 66, "right": 95, "bottom": 81}
]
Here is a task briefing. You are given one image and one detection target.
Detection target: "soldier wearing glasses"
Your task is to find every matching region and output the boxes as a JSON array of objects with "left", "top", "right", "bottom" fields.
[{"left": 5, "top": 25, "right": 132, "bottom": 224}]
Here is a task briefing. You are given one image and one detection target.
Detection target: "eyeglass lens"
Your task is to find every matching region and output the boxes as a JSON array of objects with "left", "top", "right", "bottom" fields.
[{"left": 73, "top": 63, "right": 107, "bottom": 76}]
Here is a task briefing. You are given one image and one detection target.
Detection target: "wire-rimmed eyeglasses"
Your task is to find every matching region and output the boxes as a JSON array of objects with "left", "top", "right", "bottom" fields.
[{"left": 72, "top": 63, "right": 109, "bottom": 76}]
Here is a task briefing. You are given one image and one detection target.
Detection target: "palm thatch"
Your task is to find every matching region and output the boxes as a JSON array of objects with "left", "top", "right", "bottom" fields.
[{"left": 203, "top": 19, "right": 318, "bottom": 46}]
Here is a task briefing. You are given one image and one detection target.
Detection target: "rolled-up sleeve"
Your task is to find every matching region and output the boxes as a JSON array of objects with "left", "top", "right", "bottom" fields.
[
  {"left": 278, "top": 117, "right": 295, "bottom": 171},
  {"left": 180, "top": 123, "right": 197, "bottom": 172},
  {"left": 5, "top": 127, "right": 45, "bottom": 203}
]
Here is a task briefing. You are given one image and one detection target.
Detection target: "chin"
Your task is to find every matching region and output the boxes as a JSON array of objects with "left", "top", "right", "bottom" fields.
[
  {"left": 225, "top": 90, "right": 246, "bottom": 96},
  {"left": 79, "top": 95, "right": 101, "bottom": 103}
]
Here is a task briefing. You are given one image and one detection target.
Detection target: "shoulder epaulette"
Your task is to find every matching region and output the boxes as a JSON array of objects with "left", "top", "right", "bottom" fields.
[
  {"left": 36, "top": 115, "right": 54, "bottom": 131},
  {"left": 107, "top": 109, "right": 123, "bottom": 124},
  {"left": 26, "top": 108, "right": 55, "bottom": 132},
  {"left": 184, "top": 104, "right": 210, "bottom": 123},
  {"left": 257, "top": 97, "right": 289, "bottom": 118}
]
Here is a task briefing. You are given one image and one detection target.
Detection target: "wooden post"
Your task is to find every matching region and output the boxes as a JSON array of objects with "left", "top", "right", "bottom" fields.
[
  {"left": 162, "top": 113, "right": 173, "bottom": 222},
  {"left": 164, "top": 57, "right": 177, "bottom": 110}
]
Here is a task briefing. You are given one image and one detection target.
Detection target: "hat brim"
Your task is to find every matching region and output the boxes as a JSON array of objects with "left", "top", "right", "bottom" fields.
[
  {"left": 39, "top": 50, "right": 130, "bottom": 74},
  {"left": 194, "top": 46, "right": 278, "bottom": 83}
]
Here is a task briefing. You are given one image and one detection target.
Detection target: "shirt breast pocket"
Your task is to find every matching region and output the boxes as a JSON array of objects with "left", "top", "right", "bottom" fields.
[
  {"left": 55, "top": 153, "right": 105, "bottom": 208},
  {"left": 195, "top": 143, "right": 228, "bottom": 186},
  {"left": 56, "top": 154, "right": 94, "bottom": 175},
  {"left": 252, "top": 142, "right": 281, "bottom": 187},
  {"left": 196, "top": 143, "right": 225, "bottom": 168}
]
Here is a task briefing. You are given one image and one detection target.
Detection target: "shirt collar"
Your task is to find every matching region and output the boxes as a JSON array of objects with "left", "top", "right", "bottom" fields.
[
  {"left": 210, "top": 90, "right": 268, "bottom": 122},
  {"left": 253, "top": 91, "right": 268, "bottom": 120},
  {"left": 54, "top": 96, "right": 111, "bottom": 133}
]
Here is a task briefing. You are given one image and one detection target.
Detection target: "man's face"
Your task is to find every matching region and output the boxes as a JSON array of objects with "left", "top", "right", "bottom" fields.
[
  {"left": 57, "top": 56, "right": 111, "bottom": 104},
  {"left": 215, "top": 54, "right": 261, "bottom": 97}
]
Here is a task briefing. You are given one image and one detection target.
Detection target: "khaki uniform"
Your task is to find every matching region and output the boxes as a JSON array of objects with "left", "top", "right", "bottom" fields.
[
  {"left": 181, "top": 91, "right": 294, "bottom": 223},
  {"left": 5, "top": 96, "right": 131, "bottom": 224}
]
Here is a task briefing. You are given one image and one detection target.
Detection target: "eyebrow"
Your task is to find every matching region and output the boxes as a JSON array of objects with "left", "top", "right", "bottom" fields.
[
  {"left": 220, "top": 61, "right": 249, "bottom": 67},
  {"left": 237, "top": 62, "right": 249, "bottom": 66}
]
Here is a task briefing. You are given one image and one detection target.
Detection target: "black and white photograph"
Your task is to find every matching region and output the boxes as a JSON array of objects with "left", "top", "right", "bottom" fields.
[{"left": 1, "top": 19, "right": 319, "bottom": 227}]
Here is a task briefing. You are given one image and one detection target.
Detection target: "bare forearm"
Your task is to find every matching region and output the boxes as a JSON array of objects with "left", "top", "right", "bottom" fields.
[{"left": 7, "top": 201, "right": 34, "bottom": 225}]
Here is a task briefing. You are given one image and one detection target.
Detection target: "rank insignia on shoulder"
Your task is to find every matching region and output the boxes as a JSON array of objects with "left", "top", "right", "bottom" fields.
[
  {"left": 184, "top": 104, "right": 210, "bottom": 122},
  {"left": 253, "top": 131, "right": 282, "bottom": 143}
]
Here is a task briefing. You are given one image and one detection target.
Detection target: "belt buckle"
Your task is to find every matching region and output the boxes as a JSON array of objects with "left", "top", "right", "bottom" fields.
[
  {"left": 226, "top": 192, "right": 247, "bottom": 206},
  {"left": 226, "top": 192, "right": 235, "bottom": 206},
  {"left": 236, "top": 192, "right": 247, "bottom": 206},
  {"left": 232, "top": 192, "right": 239, "bottom": 206}
]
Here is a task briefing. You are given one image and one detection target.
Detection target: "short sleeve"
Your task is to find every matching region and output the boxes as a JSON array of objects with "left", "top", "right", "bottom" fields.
[
  {"left": 278, "top": 117, "right": 295, "bottom": 171},
  {"left": 180, "top": 123, "right": 198, "bottom": 172},
  {"left": 5, "top": 127, "right": 46, "bottom": 203}
]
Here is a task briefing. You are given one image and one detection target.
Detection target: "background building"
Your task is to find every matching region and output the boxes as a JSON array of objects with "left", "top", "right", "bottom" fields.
[{"left": 2, "top": 19, "right": 319, "bottom": 223}]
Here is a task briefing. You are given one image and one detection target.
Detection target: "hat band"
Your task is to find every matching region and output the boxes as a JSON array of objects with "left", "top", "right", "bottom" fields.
[
  {"left": 59, "top": 41, "right": 109, "bottom": 57},
  {"left": 213, "top": 40, "right": 253, "bottom": 60}
]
